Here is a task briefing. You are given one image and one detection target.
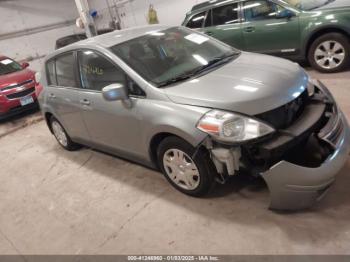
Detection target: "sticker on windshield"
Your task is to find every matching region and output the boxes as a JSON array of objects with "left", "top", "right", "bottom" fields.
[
  {"left": 185, "top": 33, "right": 209, "bottom": 45},
  {"left": 0, "top": 59, "right": 13, "bottom": 65}
]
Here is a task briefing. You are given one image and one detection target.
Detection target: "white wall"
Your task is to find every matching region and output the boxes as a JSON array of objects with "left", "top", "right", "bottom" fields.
[
  {"left": 0, "top": 0, "right": 80, "bottom": 70},
  {"left": 1, "top": 0, "right": 78, "bottom": 34},
  {"left": 0, "top": 0, "right": 207, "bottom": 71},
  {"left": 88, "top": 0, "right": 117, "bottom": 30},
  {"left": 88, "top": 0, "right": 206, "bottom": 29},
  {"left": 121, "top": 0, "right": 206, "bottom": 27}
]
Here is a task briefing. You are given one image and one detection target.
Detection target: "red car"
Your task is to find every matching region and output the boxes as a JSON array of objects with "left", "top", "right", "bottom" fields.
[{"left": 0, "top": 56, "right": 38, "bottom": 119}]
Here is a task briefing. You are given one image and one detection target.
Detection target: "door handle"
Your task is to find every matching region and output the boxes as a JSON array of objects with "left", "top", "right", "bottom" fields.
[
  {"left": 49, "top": 93, "right": 56, "bottom": 99},
  {"left": 244, "top": 26, "right": 255, "bottom": 33},
  {"left": 80, "top": 99, "right": 91, "bottom": 106},
  {"left": 205, "top": 31, "right": 213, "bottom": 36}
]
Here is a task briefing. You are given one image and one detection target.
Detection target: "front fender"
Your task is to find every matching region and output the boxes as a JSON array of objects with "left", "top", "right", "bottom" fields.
[{"left": 138, "top": 99, "right": 210, "bottom": 161}]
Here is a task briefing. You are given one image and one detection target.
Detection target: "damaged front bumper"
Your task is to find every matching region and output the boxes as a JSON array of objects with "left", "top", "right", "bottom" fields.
[
  {"left": 262, "top": 112, "right": 350, "bottom": 210},
  {"left": 208, "top": 80, "right": 350, "bottom": 210}
]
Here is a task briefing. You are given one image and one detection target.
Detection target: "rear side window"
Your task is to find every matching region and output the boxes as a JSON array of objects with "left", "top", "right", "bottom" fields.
[
  {"left": 78, "top": 50, "right": 126, "bottom": 91},
  {"left": 55, "top": 52, "right": 78, "bottom": 87},
  {"left": 243, "top": 0, "right": 278, "bottom": 21},
  {"left": 204, "top": 9, "right": 212, "bottom": 27},
  {"left": 46, "top": 60, "right": 57, "bottom": 86},
  {"left": 186, "top": 11, "right": 206, "bottom": 29},
  {"left": 212, "top": 3, "right": 239, "bottom": 26}
]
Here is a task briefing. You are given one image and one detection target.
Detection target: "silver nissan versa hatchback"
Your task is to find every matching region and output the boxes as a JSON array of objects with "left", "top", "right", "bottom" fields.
[{"left": 38, "top": 26, "right": 350, "bottom": 210}]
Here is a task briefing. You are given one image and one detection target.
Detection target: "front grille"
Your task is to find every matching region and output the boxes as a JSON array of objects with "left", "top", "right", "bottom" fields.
[
  {"left": 256, "top": 90, "right": 309, "bottom": 129},
  {"left": 1, "top": 79, "right": 34, "bottom": 91},
  {"left": 6, "top": 87, "right": 35, "bottom": 99}
]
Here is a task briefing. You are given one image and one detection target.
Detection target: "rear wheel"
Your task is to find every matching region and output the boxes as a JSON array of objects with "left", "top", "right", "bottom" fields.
[
  {"left": 308, "top": 33, "right": 349, "bottom": 73},
  {"left": 157, "top": 136, "right": 216, "bottom": 197},
  {"left": 50, "top": 116, "right": 81, "bottom": 151}
]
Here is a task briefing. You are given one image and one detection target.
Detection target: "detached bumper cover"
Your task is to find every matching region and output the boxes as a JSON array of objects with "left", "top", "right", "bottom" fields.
[{"left": 262, "top": 113, "right": 350, "bottom": 210}]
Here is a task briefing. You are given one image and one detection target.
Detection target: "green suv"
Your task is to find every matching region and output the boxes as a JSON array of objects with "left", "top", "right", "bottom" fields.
[{"left": 183, "top": 0, "right": 350, "bottom": 73}]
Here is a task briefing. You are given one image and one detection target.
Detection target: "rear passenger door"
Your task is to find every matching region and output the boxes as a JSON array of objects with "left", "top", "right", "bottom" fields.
[
  {"left": 202, "top": 2, "right": 244, "bottom": 49},
  {"left": 45, "top": 52, "right": 90, "bottom": 142},
  {"left": 77, "top": 49, "right": 144, "bottom": 156}
]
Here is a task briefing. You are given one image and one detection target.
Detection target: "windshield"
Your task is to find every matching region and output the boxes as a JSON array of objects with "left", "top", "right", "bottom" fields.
[
  {"left": 0, "top": 58, "right": 23, "bottom": 76},
  {"left": 283, "top": 0, "right": 335, "bottom": 10},
  {"left": 111, "top": 27, "right": 239, "bottom": 87}
]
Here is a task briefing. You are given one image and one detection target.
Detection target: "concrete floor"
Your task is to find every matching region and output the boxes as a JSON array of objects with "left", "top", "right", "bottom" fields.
[{"left": 0, "top": 68, "right": 349, "bottom": 255}]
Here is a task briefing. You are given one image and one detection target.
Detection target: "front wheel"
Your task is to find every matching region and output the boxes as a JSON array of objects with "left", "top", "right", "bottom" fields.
[
  {"left": 308, "top": 33, "right": 349, "bottom": 73},
  {"left": 157, "top": 136, "right": 216, "bottom": 197},
  {"left": 50, "top": 116, "right": 81, "bottom": 151}
]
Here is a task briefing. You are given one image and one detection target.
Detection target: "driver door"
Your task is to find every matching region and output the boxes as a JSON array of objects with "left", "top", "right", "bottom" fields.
[
  {"left": 241, "top": 0, "right": 300, "bottom": 56},
  {"left": 77, "top": 49, "right": 143, "bottom": 156}
]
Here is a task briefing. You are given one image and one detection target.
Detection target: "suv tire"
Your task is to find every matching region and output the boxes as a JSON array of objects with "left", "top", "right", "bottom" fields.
[
  {"left": 308, "top": 33, "right": 349, "bottom": 73},
  {"left": 157, "top": 136, "right": 216, "bottom": 197}
]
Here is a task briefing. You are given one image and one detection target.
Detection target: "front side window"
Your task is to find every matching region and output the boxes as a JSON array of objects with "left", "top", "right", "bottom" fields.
[
  {"left": 186, "top": 11, "right": 206, "bottom": 29},
  {"left": 243, "top": 0, "right": 280, "bottom": 21},
  {"left": 55, "top": 52, "right": 78, "bottom": 87},
  {"left": 78, "top": 50, "right": 127, "bottom": 91},
  {"left": 111, "top": 27, "right": 239, "bottom": 87},
  {"left": 0, "top": 58, "right": 22, "bottom": 76},
  {"left": 212, "top": 3, "right": 239, "bottom": 26}
]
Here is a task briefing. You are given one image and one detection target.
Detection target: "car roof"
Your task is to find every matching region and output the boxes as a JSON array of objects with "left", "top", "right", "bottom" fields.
[
  {"left": 190, "top": 0, "right": 239, "bottom": 13},
  {"left": 46, "top": 25, "right": 172, "bottom": 61},
  {"left": 66, "top": 25, "right": 170, "bottom": 49},
  {"left": 91, "top": 25, "right": 170, "bottom": 47}
]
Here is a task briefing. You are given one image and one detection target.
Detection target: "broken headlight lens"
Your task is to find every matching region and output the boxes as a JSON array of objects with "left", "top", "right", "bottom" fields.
[{"left": 197, "top": 110, "right": 275, "bottom": 143}]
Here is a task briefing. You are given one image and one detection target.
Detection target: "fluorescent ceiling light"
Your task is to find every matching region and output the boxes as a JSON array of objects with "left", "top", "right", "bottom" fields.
[
  {"left": 215, "top": 0, "right": 231, "bottom": 6},
  {"left": 193, "top": 54, "right": 208, "bottom": 65},
  {"left": 234, "top": 85, "right": 258, "bottom": 92},
  {"left": 242, "top": 3, "right": 261, "bottom": 9},
  {"left": 146, "top": 30, "right": 165, "bottom": 36},
  {"left": 193, "top": 16, "right": 205, "bottom": 22}
]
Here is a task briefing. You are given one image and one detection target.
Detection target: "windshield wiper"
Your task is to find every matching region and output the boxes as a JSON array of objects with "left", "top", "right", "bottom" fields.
[
  {"left": 157, "top": 73, "right": 195, "bottom": 88},
  {"left": 192, "top": 53, "right": 238, "bottom": 76},
  {"left": 157, "top": 52, "right": 238, "bottom": 88}
]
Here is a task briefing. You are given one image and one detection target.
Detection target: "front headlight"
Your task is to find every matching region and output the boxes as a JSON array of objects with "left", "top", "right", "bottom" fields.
[{"left": 197, "top": 110, "right": 275, "bottom": 143}]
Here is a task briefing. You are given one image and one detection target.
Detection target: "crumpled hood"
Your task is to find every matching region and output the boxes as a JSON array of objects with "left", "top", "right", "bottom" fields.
[
  {"left": 164, "top": 52, "right": 308, "bottom": 115},
  {"left": 315, "top": 0, "right": 350, "bottom": 10},
  {"left": 0, "top": 69, "right": 35, "bottom": 89}
]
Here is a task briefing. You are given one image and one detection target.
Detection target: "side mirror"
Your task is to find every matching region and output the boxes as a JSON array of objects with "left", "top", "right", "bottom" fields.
[
  {"left": 102, "top": 83, "right": 128, "bottom": 101},
  {"left": 276, "top": 9, "right": 295, "bottom": 19},
  {"left": 22, "top": 62, "right": 29, "bottom": 69}
]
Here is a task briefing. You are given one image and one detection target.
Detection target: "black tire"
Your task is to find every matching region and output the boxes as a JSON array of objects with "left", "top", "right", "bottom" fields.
[
  {"left": 50, "top": 116, "right": 81, "bottom": 151},
  {"left": 157, "top": 136, "right": 216, "bottom": 197},
  {"left": 308, "top": 33, "right": 350, "bottom": 73}
]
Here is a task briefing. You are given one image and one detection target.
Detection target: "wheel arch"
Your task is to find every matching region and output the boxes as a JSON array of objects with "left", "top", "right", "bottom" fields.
[
  {"left": 304, "top": 26, "right": 350, "bottom": 58},
  {"left": 44, "top": 112, "right": 54, "bottom": 133},
  {"left": 148, "top": 130, "right": 208, "bottom": 169}
]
